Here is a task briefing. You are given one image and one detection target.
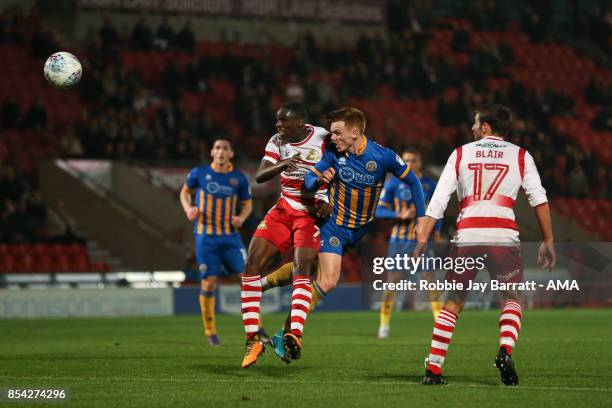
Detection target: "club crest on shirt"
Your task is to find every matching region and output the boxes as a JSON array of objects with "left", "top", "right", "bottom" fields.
[
  {"left": 306, "top": 149, "right": 320, "bottom": 161},
  {"left": 366, "top": 161, "right": 377, "bottom": 172},
  {"left": 230, "top": 178, "right": 238, "bottom": 186}
]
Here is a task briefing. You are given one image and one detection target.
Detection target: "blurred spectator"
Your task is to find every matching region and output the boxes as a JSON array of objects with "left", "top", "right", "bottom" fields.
[
  {"left": 59, "top": 127, "right": 84, "bottom": 157},
  {"left": 99, "top": 16, "right": 120, "bottom": 51},
  {"left": 130, "top": 17, "right": 153, "bottom": 51},
  {"left": 175, "top": 21, "right": 195, "bottom": 52},
  {"left": 155, "top": 17, "right": 175, "bottom": 50},
  {"left": 22, "top": 99, "right": 47, "bottom": 130},
  {"left": 0, "top": 97, "right": 19, "bottom": 129}
]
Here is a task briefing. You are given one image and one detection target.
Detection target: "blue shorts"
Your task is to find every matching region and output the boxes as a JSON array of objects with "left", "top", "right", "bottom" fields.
[
  {"left": 319, "top": 218, "right": 369, "bottom": 255},
  {"left": 387, "top": 240, "right": 436, "bottom": 273},
  {"left": 195, "top": 233, "right": 246, "bottom": 279}
]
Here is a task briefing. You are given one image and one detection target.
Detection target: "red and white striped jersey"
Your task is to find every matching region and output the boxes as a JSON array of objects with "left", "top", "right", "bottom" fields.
[
  {"left": 426, "top": 135, "right": 548, "bottom": 244},
  {"left": 262, "top": 125, "right": 329, "bottom": 212}
]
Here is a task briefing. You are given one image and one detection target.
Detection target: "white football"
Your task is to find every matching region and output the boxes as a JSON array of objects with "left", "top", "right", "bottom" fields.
[{"left": 43, "top": 52, "right": 82, "bottom": 89}]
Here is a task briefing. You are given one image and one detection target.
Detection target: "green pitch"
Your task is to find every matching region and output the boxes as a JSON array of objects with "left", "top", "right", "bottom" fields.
[{"left": 1, "top": 309, "right": 611, "bottom": 407}]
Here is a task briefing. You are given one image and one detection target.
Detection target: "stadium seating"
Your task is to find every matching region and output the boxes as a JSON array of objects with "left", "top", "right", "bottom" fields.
[
  {"left": 0, "top": 244, "right": 109, "bottom": 273},
  {"left": 1, "top": 12, "right": 610, "bottom": 275}
]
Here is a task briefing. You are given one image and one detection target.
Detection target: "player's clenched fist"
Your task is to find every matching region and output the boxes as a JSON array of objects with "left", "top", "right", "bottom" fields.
[
  {"left": 319, "top": 167, "right": 336, "bottom": 184},
  {"left": 185, "top": 206, "right": 199, "bottom": 221},
  {"left": 231, "top": 216, "right": 244, "bottom": 228}
]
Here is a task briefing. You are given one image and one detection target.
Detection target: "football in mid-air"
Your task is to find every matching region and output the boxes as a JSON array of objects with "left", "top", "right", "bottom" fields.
[{"left": 43, "top": 51, "right": 82, "bottom": 89}]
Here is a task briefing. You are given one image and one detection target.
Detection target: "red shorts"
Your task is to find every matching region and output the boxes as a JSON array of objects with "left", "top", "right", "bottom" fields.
[
  {"left": 253, "top": 199, "right": 320, "bottom": 253},
  {"left": 445, "top": 245, "right": 523, "bottom": 285}
]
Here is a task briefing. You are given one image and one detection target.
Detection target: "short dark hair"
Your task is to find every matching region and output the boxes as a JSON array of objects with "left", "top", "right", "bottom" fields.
[
  {"left": 327, "top": 107, "right": 366, "bottom": 134},
  {"left": 212, "top": 138, "right": 233, "bottom": 150},
  {"left": 280, "top": 102, "right": 308, "bottom": 121},
  {"left": 476, "top": 104, "right": 512, "bottom": 136},
  {"left": 401, "top": 146, "right": 421, "bottom": 157}
]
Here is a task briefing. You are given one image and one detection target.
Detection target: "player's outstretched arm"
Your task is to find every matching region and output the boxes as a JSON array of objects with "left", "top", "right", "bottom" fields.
[
  {"left": 255, "top": 155, "right": 300, "bottom": 184},
  {"left": 180, "top": 184, "right": 198, "bottom": 221}
]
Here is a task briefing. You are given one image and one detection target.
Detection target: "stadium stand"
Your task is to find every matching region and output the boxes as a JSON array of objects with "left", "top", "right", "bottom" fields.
[{"left": 0, "top": 2, "right": 610, "bottom": 273}]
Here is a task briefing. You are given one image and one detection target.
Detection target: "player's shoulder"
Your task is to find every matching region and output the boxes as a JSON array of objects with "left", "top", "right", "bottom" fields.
[
  {"left": 364, "top": 139, "right": 391, "bottom": 158},
  {"left": 189, "top": 165, "right": 210, "bottom": 176},
  {"left": 306, "top": 124, "right": 329, "bottom": 139},
  {"left": 368, "top": 141, "right": 403, "bottom": 168},
  {"left": 266, "top": 132, "right": 282, "bottom": 145},
  {"left": 230, "top": 168, "right": 249, "bottom": 182}
]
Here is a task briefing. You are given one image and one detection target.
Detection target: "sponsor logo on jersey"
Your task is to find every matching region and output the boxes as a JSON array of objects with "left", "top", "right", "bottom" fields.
[
  {"left": 306, "top": 149, "right": 320, "bottom": 161},
  {"left": 206, "top": 182, "right": 220, "bottom": 194},
  {"left": 498, "top": 268, "right": 520, "bottom": 282},
  {"left": 206, "top": 181, "right": 235, "bottom": 195},
  {"left": 205, "top": 174, "right": 212, "bottom": 180},
  {"left": 366, "top": 161, "right": 377, "bottom": 172},
  {"left": 338, "top": 167, "right": 377, "bottom": 185},
  {"left": 257, "top": 220, "right": 267, "bottom": 230},
  {"left": 339, "top": 157, "right": 347, "bottom": 165}
]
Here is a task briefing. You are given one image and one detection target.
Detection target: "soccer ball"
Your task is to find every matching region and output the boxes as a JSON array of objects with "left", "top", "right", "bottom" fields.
[{"left": 43, "top": 52, "right": 82, "bottom": 89}]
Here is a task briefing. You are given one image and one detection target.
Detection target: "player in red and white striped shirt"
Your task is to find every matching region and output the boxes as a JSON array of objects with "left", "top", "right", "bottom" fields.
[
  {"left": 240, "top": 103, "right": 329, "bottom": 368},
  {"left": 415, "top": 104, "right": 556, "bottom": 386}
]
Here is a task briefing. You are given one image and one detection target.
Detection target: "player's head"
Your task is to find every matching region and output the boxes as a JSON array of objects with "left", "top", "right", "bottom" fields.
[
  {"left": 327, "top": 107, "right": 366, "bottom": 153},
  {"left": 402, "top": 147, "right": 422, "bottom": 174},
  {"left": 472, "top": 104, "right": 512, "bottom": 140},
  {"left": 276, "top": 103, "right": 308, "bottom": 138},
  {"left": 210, "top": 139, "right": 234, "bottom": 166}
]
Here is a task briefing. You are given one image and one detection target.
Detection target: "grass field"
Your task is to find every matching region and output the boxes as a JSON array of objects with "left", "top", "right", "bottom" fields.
[{"left": 1, "top": 309, "right": 611, "bottom": 407}]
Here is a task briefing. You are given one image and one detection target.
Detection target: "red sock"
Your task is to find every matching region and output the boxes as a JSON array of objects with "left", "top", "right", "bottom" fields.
[
  {"left": 241, "top": 275, "right": 261, "bottom": 339},
  {"left": 289, "top": 275, "right": 311, "bottom": 337},
  {"left": 427, "top": 308, "right": 459, "bottom": 375},
  {"left": 499, "top": 300, "right": 522, "bottom": 355}
]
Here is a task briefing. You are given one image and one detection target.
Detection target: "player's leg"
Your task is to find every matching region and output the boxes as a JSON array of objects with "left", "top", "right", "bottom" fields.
[
  {"left": 283, "top": 245, "right": 318, "bottom": 359},
  {"left": 200, "top": 276, "right": 220, "bottom": 346},
  {"left": 261, "top": 262, "right": 294, "bottom": 291},
  {"left": 378, "top": 268, "right": 402, "bottom": 339},
  {"left": 490, "top": 245, "right": 524, "bottom": 386},
  {"left": 421, "top": 270, "right": 442, "bottom": 319},
  {"left": 195, "top": 236, "right": 222, "bottom": 346},
  {"left": 378, "top": 241, "right": 404, "bottom": 339},
  {"left": 423, "top": 246, "right": 475, "bottom": 385}
]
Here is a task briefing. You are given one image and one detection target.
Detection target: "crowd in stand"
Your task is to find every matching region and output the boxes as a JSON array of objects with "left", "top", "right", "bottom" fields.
[
  {"left": 0, "top": 1, "right": 611, "bottom": 242},
  {"left": 55, "top": 2, "right": 610, "bottom": 200}
]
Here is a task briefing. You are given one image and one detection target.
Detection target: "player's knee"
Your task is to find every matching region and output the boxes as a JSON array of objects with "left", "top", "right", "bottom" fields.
[
  {"left": 293, "top": 261, "right": 317, "bottom": 277},
  {"left": 443, "top": 300, "right": 464, "bottom": 315},
  {"left": 244, "top": 253, "right": 264, "bottom": 275},
  {"left": 318, "top": 275, "right": 338, "bottom": 292},
  {"left": 502, "top": 290, "right": 523, "bottom": 303},
  {"left": 202, "top": 277, "right": 217, "bottom": 292}
]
